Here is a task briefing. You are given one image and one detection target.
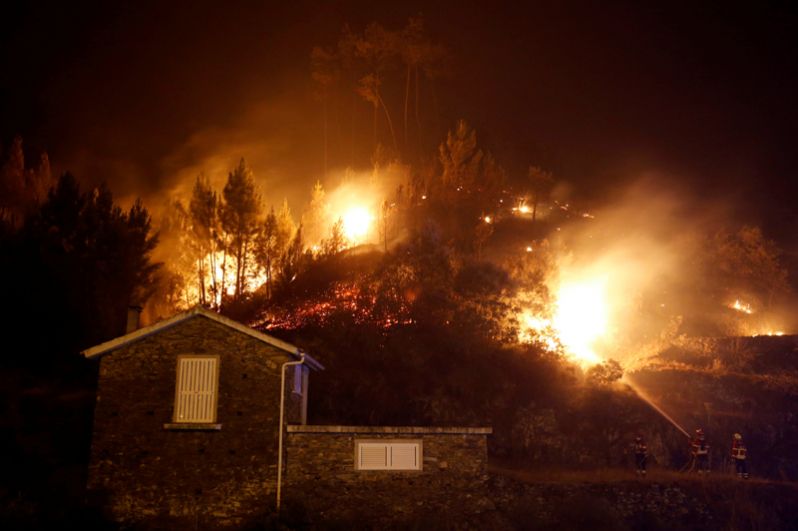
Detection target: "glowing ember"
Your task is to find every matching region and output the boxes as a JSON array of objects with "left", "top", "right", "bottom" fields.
[
  {"left": 259, "top": 281, "right": 413, "bottom": 331},
  {"left": 525, "top": 246, "right": 533, "bottom": 252},
  {"left": 342, "top": 206, "right": 373, "bottom": 242},
  {"left": 483, "top": 215, "right": 492, "bottom": 224},
  {"left": 730, "top": 299, "right": 753, "bottom": 314}
]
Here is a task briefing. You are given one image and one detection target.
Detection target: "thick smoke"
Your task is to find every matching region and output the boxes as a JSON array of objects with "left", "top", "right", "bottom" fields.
[{"left": 550, "top": 176, "right": 792, "bottom": 366}]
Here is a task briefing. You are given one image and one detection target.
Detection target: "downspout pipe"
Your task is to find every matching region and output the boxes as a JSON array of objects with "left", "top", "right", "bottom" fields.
[{"left": 276, "top": 351, "right": 305, "bottom": 512}]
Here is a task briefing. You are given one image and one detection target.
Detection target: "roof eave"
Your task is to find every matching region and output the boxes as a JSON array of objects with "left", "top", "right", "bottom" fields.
[{"left": 81, "top": 306, "right": 323, "bottom": 370}]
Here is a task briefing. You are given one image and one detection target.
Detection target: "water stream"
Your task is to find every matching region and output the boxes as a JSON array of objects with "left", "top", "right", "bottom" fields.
[{"left": 623, "top": 376, "right": 691, "bottom": 439}]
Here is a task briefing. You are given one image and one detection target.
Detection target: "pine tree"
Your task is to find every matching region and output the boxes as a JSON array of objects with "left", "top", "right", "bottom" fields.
[
  {"left": 221, "top": 159, "right": 261, "bottom": 302},
  {"left": 302, "top": 180, "right": 328, "bottom": 249},
  {"left": 189, "top": 174, "right": 219, "bottom": 306}
]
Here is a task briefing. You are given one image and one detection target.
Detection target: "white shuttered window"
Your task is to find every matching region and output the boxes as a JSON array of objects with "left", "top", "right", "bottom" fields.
[
  {"left": 356, "top": 441, "right": 421, "bottom": 470},
  {"left": 174, "top": 356, "right": 219, "bottom": 423}
]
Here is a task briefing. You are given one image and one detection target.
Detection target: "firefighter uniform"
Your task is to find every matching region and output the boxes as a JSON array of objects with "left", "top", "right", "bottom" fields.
[
  {"left": 634, "top": 436, "right": 648, "bottom": 476},
  {"left": 691, "top": 429, "right": 710, "bottom": 474},
  {"left": 731, "top": 433, "right": 749, "bottom": 479}
]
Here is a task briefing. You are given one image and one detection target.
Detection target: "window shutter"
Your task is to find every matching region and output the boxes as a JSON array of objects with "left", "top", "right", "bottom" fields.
[
  {"left": 357, "top": 441, "right": 421, "bottom": 470},
  {"left": 358, "top": 443, "right": 389, "bottom": 469},
  {"left": 390, "top": 443, "right": 419, "bottom": 470},
  {"left": 175, "top": 357, "right": 218, "bottom": 423}
]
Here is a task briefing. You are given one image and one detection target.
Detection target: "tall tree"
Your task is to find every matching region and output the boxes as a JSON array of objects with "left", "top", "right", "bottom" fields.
[
  {"left": 301, "top": 180, "right": 329, "bottom": 249},
  {"left": 355, "top": 22, "right": 399, "bottom": 153},
  {"left": 221, "top": 159, "right": 261, "bottom": 302},
  {"left": 18, "top": 173, "right": 160, "bottom": 352},
  {"left": 435, "top": 120, "right": 505, "bottom": 254},
  {"left": 0, "top": 136, "right": 26, "bottom": 227},
  {"left": 255, "top": 201, "right": 295, "bottom": 299},
  {"left": 400, "top": 17, "right": 424, "bottom": 147},
  {"left": 0, "top": 137, "right": 55, "bottom": 228},
  {"left": 156, "top": 199, "right": 197, "bottom": 309},
  {"left": 439, "top": 120, "right": 482, "bottom": 195},
  {"left": 257, "top": 208, "right": 278, "bottom": 299},
  {"left": 188, "top": 174, "right": 219, "bottom": 306},
  {"left": 399, "top": 16, "right": 447, "bottom": 154},
  {"left": 336, "top": 25, "right": 361, "bottom": 165},
  {"left": 311, "top": 45, "right": 340, "bottom": 179},
  {"left": 277, "top": 224, "right": 307, "bottom": 290}
]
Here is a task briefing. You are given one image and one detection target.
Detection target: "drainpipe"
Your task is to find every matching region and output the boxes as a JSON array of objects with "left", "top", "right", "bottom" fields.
[
  {"left": 276, "top": 351, "right": 305, "bottom": 512},
  {"left": 125, "top": 305, "right": 143, "bottom": 333}
]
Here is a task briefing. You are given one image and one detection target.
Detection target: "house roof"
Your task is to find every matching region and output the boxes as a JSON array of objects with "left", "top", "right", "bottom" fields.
[{"left": 81, "top": 305, "right": 324, "bottom": 371}]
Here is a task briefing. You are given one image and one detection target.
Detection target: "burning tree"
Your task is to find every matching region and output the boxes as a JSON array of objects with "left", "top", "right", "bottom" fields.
[
  {"left": 188, "top": 174, "right": 219, "bottom": 306},
  {"left": 221, "top": 159, "right": 262, "bottom": 302},
  {"left": 255, "top": 201, "right": 296, "bottom": 299}
]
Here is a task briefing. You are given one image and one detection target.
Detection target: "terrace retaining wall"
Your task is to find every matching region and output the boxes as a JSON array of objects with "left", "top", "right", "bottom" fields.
[{"left": 284, "top": 425, "right": 492, "bottom": 525}]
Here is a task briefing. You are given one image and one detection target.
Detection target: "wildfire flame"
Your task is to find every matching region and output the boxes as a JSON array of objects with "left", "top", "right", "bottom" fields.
[
  {"left": 512, "top": 203, "right": 532, "bottom": 215},
  {"left": 519, "top": 276, "right": 609, "bottom": 366},
  {"left": 730, "top": 299, "right": 753, "bottom": 314},
  {"left": 552, "top": 278, "right": 608, "bottom": 365},
  {"left": 341, "top": 206, "right": 373, "bottom": 243}
]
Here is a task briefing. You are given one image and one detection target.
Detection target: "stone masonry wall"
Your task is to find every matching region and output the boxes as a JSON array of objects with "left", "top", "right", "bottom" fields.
[
  {"left": 284, "top": 426, "right": 492, "bottom": 525},
  {"left": 87, "top": 315, "right": 304, "bottom": 529}
]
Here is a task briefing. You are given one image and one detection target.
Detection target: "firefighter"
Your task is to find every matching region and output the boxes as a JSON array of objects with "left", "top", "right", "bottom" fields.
[
  {"left": 691, "top": 428, "right": 710, "bottom": 474},
  {"left": 634, "top": 435, "right": 648, "bottom": 476},
  {"left": 730, "top": 433, "right": 749, "bottom": 479}
]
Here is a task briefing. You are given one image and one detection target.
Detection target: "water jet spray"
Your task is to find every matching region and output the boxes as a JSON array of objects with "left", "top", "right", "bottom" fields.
[{"left": 623, "top": 375, "right": 690, "bottom": 438}]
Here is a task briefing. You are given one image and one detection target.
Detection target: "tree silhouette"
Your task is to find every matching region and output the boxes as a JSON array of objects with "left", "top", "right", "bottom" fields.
[
  {"left": 189, "top": 174, "right": 219, "bottom": 306},
  {"left": 355, "top": 23, "right": 399, "bottom": 152},
  {"left": 221, "top": 159, "right": 261, "bottom": 302}
]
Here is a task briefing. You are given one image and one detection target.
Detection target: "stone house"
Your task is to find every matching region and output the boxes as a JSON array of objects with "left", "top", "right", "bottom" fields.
[{"left": 83, "top": 306, "right": 491, "bottom": 528}]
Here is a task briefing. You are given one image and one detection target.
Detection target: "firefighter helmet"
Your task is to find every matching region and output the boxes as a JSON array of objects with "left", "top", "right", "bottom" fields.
[
  {"left": 695, "top": 428, "right": 704, "bottom": 436},
  {"left": 734, "top": 433, "right": 742, "bottom": 440},
  {"left": 635, "top": 436, "right": 642, "bottom": 442}
]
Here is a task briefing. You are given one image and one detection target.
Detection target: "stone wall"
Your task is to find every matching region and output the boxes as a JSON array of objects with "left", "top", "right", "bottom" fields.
[
  {"left": 485, "top": 474, "right": 798, "bottom": 530},
  {"left": 284, "top": 425, "right": 492, "bottom": 525},
  {"left": 87, "top": 315, "right": 304, "bottom": 528}
]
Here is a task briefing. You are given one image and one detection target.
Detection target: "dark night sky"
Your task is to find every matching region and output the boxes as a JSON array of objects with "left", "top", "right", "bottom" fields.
[{"left": 2, "top": 1, "right": 797, "bottom": 241}]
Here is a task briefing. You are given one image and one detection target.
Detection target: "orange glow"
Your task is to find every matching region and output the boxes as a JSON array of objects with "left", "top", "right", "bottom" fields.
[
  {"left": 756, "top": 331, "right": 785, "bottom": 337},
  {"left": 730, "top": 299, "right": 753, "bottom": 314},
  {"left": 552, "top": 278, "right": 608, "bottom": 365},
  {"left": 518, "top": 276, "right": 609, "bottom": 366},
  {"left": 182, "top": 250, "right": 269, "bottom": 308},
  {"left": 259, "top": 281, "right": 414, "bottom": 331},
  {"left": 341, "top": 206, "right": 373, "bottom": 243}
]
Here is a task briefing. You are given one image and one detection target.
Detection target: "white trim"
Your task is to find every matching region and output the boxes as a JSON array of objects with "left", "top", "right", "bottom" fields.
[
  {"left": 173, "top": 355, "right": 219, "bottom": 423},
  {"left": 80, "top": 306, "right": 324, "bottom": 370}
]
